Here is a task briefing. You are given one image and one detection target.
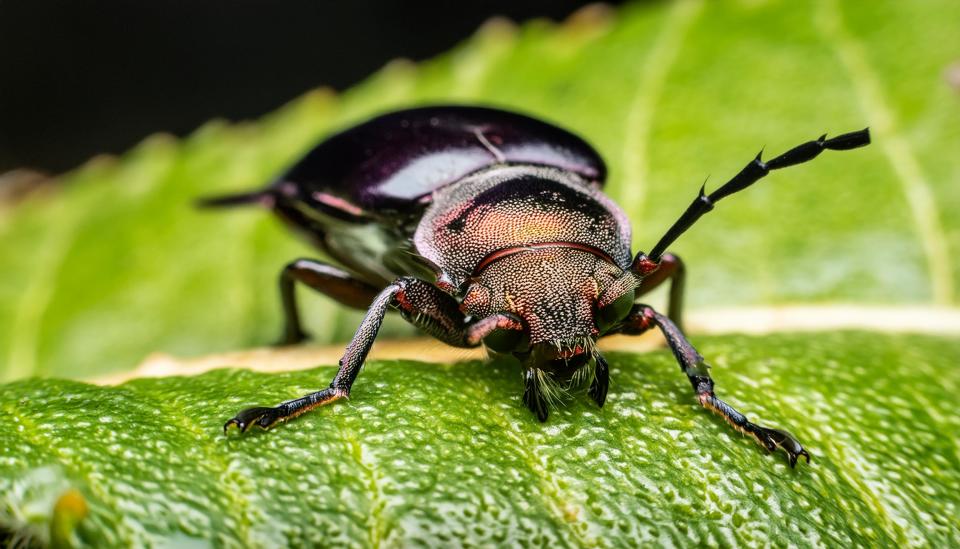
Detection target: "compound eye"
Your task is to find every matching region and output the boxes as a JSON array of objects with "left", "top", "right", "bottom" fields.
[
  {"left": 483, "top": 328, "right": 530, "bottom": 354},
  {"left": 597, "top": 291, "right": 635, "bottom": 332}
]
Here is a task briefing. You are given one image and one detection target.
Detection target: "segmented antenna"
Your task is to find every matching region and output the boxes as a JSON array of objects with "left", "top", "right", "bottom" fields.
[{"left": 648, "top": 128, "right": 871, "bottom": 261}]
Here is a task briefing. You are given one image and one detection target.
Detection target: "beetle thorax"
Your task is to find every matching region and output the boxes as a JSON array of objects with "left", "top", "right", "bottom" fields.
[{"left": 413, "top": 164, "right": 632, "bottom": 289}]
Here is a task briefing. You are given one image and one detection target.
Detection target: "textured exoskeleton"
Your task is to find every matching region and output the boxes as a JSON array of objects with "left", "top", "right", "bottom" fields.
[{"left": 205, "top": 105, "right": 870, "bottom": 467}]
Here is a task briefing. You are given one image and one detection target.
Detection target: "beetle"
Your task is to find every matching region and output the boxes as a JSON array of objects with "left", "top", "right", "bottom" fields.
[{"left": 205, "top": 105, "right": 869, "bottom": 467}]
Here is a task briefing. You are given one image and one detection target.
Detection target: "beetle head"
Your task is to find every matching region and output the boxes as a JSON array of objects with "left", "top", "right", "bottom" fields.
[{"left": 461, "top": 246, "right": 638, "bottom": 383}]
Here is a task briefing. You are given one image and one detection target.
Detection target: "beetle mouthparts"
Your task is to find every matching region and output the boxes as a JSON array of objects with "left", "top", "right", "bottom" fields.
[{"left": 556, "top": 344, "right": 588, "bottom": 359}]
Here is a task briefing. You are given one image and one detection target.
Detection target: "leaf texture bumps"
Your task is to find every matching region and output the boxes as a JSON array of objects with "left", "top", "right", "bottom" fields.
[{"left": 2, "top": 333, "right": 959, "bottom": 546}]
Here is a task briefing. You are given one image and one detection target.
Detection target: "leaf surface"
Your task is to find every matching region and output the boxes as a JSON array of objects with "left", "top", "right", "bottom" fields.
[{"left": 2, "top": 333, "right": 959, "bottom": 547}]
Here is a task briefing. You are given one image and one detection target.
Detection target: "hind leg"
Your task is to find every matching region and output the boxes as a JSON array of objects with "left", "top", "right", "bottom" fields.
[{"left": 278, "top": 258, "right": 381, "bottom": 345}]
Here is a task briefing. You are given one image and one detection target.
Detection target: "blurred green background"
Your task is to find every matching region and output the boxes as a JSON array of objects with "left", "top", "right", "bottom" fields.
[{"left": 1, "top": 0, "right": 958, "bottom": 382}]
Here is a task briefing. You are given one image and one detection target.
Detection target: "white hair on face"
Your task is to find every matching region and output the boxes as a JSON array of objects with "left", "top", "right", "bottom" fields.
[{"left": 527, "top": 341, "right": 601, "bottom": 408}]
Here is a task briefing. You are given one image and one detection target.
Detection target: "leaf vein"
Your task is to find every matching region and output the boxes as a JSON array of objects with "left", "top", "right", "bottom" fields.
[
  {"left": 619, "top": 0, "right": 702, "bottom": 240},
  {"left": 345, "top": 434, "right": 386, "bottom": 549},
  {"left": 1, "top": 398, "right": 140, "bottom": 546},
  {"left": 816, "top": 0, "right": 954, "bottom": 305},
  {"left": 464, "top": 385, "right": 598, "bottom": 548},
  {"left": 6, "top": 206, "right": 82, "bottom": 379},
  {"left": 823, "top": 438, "right": 912, "bottom": 545},
  {"left": 120, "top": 384, "right": 258, "bottom": 547}
]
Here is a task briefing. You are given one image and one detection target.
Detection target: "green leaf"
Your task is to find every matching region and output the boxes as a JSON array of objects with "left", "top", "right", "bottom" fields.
[
  {"left": 2, "top": 1, "right": 960, "bottom": 545},
  {"left": 2, "top": 333, "right": 959, "bottom": 546},
  {"left": 2, "top": 0, "right": 960, "bottom": 381}
]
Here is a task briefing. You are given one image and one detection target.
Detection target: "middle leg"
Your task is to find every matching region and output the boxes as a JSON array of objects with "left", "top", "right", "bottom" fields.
[{"left": 278, "top": 258, "right": 381, "bottom": 345}]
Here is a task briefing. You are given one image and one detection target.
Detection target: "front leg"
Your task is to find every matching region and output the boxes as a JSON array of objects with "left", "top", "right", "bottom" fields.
[
  {"left": 224, "top": 277, "right": 523, "bottom": 434},
  {"left": 618, "top": 304, "right": 810, "bottom": 467},
  {"left": 226, "top": 278, "right": 468, "bottom": 433}
]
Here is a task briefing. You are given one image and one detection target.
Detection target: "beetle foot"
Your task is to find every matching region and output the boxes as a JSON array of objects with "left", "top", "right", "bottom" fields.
[
  {"left": 748, "top": 424, "right": 810, "bottom": 468},
  {"left": 224, "top": 388, "right": 346, "bottom": 435},
  {"left": 223, "top": 406, "right": 284, "bottom": 434},
  {"left": 699, "top": 393, "right": 810, "bottom": 467}
]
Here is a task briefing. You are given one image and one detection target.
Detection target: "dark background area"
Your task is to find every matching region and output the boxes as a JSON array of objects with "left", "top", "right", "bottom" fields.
[{"left": 0, "top": 0, "right": 617, "bottom": 177}]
